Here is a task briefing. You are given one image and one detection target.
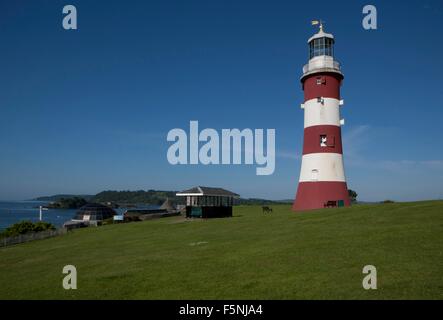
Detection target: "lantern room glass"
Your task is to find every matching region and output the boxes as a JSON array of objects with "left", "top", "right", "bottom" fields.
[{"left": 309, "top": 37, "right": 334, "bottom": 59}]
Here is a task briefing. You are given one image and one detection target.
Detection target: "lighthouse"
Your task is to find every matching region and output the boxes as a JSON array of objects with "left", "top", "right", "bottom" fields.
[{"left": 293, "top": 22, "right": 351, "bottom": 211}]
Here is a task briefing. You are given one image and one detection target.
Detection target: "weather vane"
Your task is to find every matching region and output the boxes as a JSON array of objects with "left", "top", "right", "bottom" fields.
[{"left": 311, "top": 19, "right": 324, "bottom": 31}]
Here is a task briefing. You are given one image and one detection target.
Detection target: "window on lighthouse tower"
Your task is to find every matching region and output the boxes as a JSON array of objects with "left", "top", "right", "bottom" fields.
[
  {"left": 311, "top": 169, "right": 319, "bottom": 181},
  {"left": 320, "top": 135, "right": 327, "bottom": 147},
  {"left": 316, "top": 76, "right": 326, "bottom": 85}
]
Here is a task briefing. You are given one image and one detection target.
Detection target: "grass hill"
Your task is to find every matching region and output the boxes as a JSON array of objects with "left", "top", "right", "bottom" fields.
[{"left": 0, "top": 201, "right": 442, "bottom": 299}]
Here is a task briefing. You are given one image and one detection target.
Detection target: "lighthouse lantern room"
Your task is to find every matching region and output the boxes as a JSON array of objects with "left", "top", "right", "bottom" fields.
[{"left": 293, "top": 22, "right": 351, "bottom": 211}]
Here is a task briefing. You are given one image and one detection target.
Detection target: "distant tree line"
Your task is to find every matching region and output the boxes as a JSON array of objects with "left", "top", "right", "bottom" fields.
[
  {"left": 37, "top": 190, "right": 298, "bottom": 207},
  {"left": 34, "top": 194, "right": 94, "bottom": 202},
  {"left": 46, "top": 197, "right": 87, "bottom": 209},
  {"left": 235, "top": 198, "right": 292, "bottom": 205},
  {"left": 91, "top": 191, "right": 293, "bottom": 206},
  {"left": 91, "top": 190, "right": 183, "bottom": 206},
  {"left": 38, "top": 190, "right": 361, "bottom": 207}
]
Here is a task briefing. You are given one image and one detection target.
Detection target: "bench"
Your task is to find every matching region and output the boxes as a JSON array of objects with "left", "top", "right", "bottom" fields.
[{"left": 324, "top": 201, "right": 337, "bottom": 208}]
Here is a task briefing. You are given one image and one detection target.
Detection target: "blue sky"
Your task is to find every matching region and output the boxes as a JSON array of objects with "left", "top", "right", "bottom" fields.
[{"left": 0, "top": 0, "right": 442, "bottom": 201}]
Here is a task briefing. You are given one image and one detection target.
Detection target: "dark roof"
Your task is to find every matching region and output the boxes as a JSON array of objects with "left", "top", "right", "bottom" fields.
[
  {"left": 78, "top": 203, "right": 116, "bottom": 210},
  {"left": 73, "top": 203, "right": 116, "bottom": 221},
  {"left": 176, "top": 186, "right": 239, "bottom": 197}
]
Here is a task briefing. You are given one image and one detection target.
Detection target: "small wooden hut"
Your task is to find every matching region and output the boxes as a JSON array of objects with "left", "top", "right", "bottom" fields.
[{"left": 176, "top": 186, "right": 239, "bottom": 218}]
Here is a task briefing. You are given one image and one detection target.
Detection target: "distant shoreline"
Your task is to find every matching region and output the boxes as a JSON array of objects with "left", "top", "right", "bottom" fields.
[{"left": 27, "top": 191, "right": 295, "bottom": 206}]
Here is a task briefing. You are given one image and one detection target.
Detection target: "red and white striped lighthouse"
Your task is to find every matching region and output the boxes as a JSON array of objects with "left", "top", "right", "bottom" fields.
[{"left": 293, "top": 23, "right": 351, "bottom": 211}]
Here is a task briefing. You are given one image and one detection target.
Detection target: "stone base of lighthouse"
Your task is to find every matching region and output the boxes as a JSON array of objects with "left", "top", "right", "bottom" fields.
[{"left": 293, "top": 182, "right": 350, "bottom": 211}]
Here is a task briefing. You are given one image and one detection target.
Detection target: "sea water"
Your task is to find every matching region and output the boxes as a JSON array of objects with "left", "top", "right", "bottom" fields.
[
  {"left": 0, "top": 201, "right": 158, "bottom": 231},
  {"left": 0, "top": 201, "right": 77, "bottom": 231}
]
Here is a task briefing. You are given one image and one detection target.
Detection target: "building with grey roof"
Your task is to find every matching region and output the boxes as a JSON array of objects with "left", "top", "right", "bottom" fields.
[{"left": 176, "top": 186, "right": 239, "bottom": 218}]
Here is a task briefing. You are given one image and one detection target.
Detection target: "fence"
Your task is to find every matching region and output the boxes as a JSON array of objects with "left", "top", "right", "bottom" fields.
[{"left": 0, "top": 228, "right": 67, "bottom": 248}]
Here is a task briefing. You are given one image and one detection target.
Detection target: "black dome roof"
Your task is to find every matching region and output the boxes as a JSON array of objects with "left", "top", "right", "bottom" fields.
[{"left": 73, "top": 203, "right": 116, "bottom": 221}]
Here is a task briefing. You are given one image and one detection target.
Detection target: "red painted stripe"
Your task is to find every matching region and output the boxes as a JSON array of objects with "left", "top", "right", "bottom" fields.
[
  {"left": 302, "top": 125, "right": 343, "bottom": 155},
  {"left": 293, "top": 181, "right": 350, "bottom": 211},
  {"left": 302, "top": 73, "right": 343, "bottom": 102}
]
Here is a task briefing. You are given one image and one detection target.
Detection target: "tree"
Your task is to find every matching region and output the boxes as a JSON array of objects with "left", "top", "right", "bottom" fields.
[
  {"left": 47, "top": 197, "right": 87, "bottom": 209},
  {"left": 348, "top": 189, "right": 358, "bottom": 203},
  {"left": 0, "top": 221, "right": 56, "bottom": 238}
]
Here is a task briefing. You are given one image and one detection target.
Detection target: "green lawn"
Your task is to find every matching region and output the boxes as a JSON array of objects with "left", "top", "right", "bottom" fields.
[{"left": 0, "top": 201, "right": 442, "bottom": 299}]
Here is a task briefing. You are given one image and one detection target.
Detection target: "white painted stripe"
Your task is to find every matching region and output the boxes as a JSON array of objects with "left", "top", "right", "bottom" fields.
[
  {"left": 299, "top": 153, "right": 346, "bottom": 182},
  {"left": 304, "top": 97, "right": 341, "bottom": 128}
]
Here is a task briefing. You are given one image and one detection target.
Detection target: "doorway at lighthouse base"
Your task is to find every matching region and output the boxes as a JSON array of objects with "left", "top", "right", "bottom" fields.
[{"left": 293, "top": 181, "right": 351, "bottom": 211}]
